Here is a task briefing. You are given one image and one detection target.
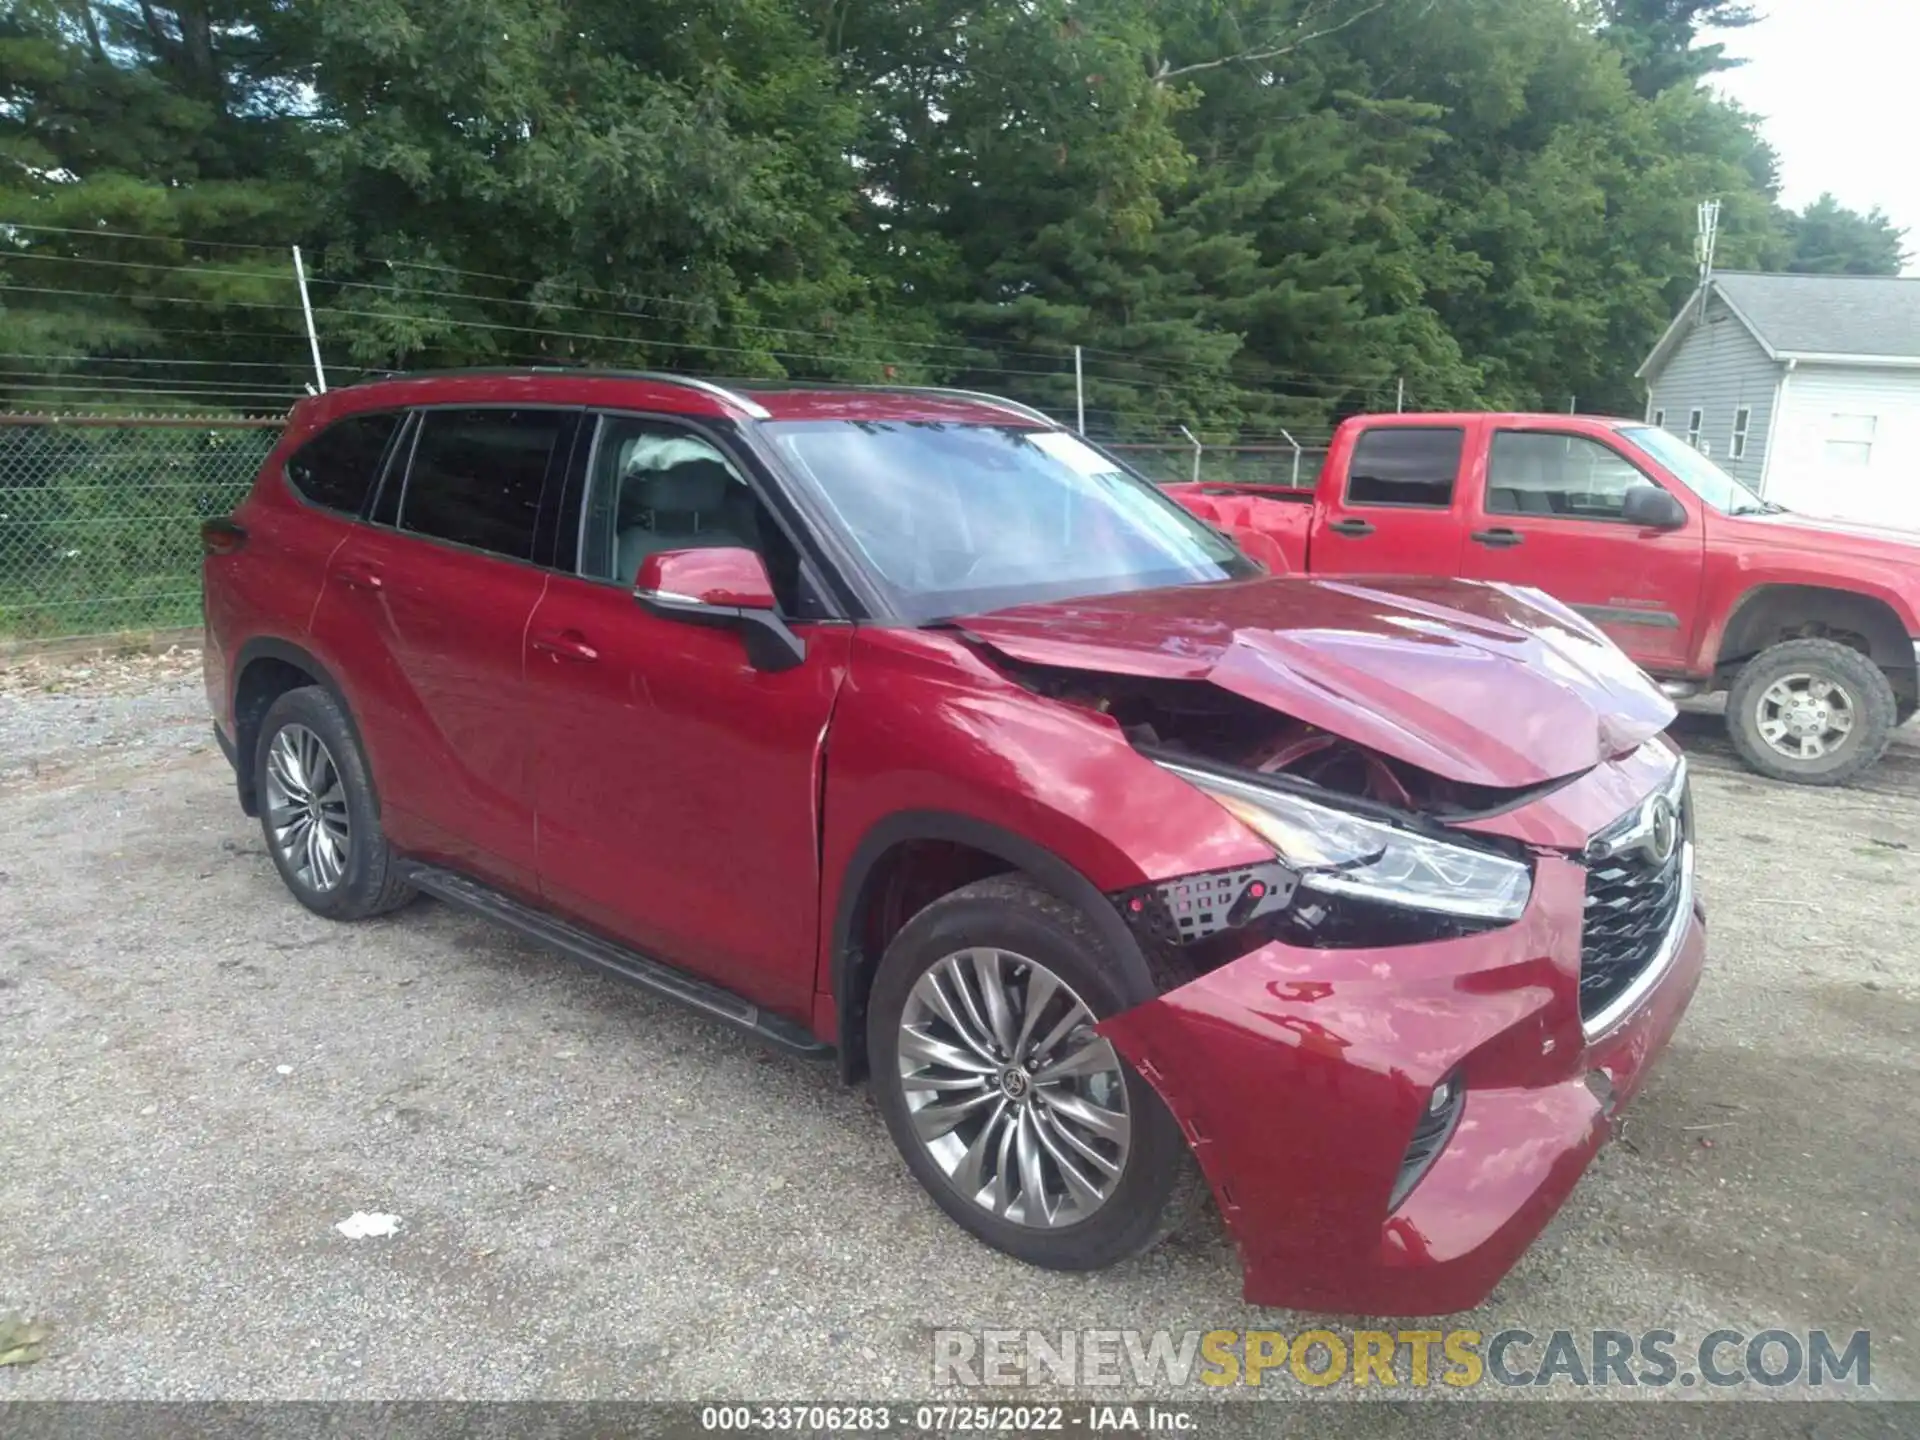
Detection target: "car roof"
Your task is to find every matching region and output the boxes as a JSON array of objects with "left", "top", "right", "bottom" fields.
[{"left": 296, "top": 368, "right": 1054, "bottom": 431}]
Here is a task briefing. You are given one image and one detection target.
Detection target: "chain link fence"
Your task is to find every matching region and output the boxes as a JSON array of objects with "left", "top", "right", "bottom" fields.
[
  {"left": 0, "top": 416, "right": 283, "bottom": 642},
  {"left": 0, "top": 414, "right": 1320, "bottom": 645},
  {"left": 1110, "top": 441, "right": 1324, "bottom": 489}
]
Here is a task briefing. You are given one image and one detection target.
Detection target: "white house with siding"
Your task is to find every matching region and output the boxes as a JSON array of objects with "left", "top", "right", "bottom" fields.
[{"left": 1637, "top": 271, "right": 1920, "bottom": 529}]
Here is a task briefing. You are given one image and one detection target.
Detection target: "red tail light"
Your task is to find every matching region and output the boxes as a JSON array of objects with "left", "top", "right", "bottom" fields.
[{"left": 200, "top": 518, "right": 248, "bottom": 555}]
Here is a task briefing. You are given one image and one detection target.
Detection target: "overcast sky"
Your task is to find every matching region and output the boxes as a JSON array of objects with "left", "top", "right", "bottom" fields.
[{"left": 1708, "top": 0, "right": 1919, "bottom": 274}]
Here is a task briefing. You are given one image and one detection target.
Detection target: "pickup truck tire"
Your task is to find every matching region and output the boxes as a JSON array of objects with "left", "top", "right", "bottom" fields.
[
  {"left": 254, "top": 686, "right": 416, "bottom": 920},
  {"left": 866, "top": 875, "right": 1203, "bottom": 1273},
  {"left": 1725, "top": 639, "right": 1896, "bottom": 786}
]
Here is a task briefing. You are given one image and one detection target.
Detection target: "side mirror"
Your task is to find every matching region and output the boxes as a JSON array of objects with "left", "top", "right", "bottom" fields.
[
  {"left": 634, "top": 547, "right": 804, "bottom": 672},
  {"left": 1622, "top": 485, "right": 1687, "bottom": 531}
]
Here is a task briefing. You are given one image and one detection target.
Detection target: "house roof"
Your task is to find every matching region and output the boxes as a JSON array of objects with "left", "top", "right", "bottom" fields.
[{"left": 1638, "top": 271, "right": 1920, "bottom": 378}]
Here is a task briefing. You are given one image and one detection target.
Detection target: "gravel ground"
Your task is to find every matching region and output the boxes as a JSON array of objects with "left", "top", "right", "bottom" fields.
[{"left": 1, "top": 652, "right": 1916, "bottom": 1419}]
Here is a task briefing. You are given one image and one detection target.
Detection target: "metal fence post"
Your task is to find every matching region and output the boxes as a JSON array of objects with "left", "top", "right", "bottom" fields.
[
  {"left": 1279, "top": 429, "right": 1303, "bottom": 487},
  {"left": 1178, "top": 425, "right": 1202, "bottom": 483}
]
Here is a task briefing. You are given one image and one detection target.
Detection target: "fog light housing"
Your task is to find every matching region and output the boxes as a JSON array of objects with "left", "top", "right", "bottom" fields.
[{"left": 1389, "top": 1070, "right": 1465, "bottom": 1212}]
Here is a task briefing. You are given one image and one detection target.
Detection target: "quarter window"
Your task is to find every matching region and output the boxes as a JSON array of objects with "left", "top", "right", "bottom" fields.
[
  {"left": 1344, "top": 428, "right": 1465, "bottom": 508},
  {"left": 1731, "top": 407, "right": 1752, "bottom": 460},
  {"left": 1486, "top": 431, "right": 1663, "bottom": 522},
  {"left": 1826, "top": 414, "right": 1877, "bottom": 467},
  {"left": 284, "top": 412, "right": 400, "bottom": 516},
  {"left": 398, "top": 408, "right": 568, "bottom": 562}
]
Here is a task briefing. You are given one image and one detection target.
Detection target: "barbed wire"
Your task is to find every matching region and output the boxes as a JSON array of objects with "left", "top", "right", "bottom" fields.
[
  {"left": 2, "top": 222, "right": 1419, "bottom": 390},
  {"left": 1, "top": 235, "right": 1402, "bottom": 434}
]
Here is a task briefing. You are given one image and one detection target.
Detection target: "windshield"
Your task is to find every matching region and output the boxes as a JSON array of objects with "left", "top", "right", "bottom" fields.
[
  {"left": 1619, "top": 426, "right": 1777, "bottom": 516},
  {"left": 761, "top": 421, "right": 1260, "bottom": 621}
]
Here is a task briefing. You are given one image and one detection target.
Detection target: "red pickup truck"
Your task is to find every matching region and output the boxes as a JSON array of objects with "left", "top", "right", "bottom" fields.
[{"left": 1166, "top": 413, "right": 1920, "bottom": 786}]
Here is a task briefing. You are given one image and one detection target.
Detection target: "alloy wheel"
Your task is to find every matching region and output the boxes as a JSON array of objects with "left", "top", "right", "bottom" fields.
[
  {"left": 1755, "top": 673, "right": 1856, "bottom": 760},
  {"left": 264, "top": 723, "right": 352, "bottom": 890},
  {"left": 896, "top": 948, "right": 1131, "bottom": 1229}
]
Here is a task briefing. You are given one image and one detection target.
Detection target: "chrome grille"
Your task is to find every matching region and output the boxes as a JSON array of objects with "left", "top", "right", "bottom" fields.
[{"left": 1579, "top": 762, "right": 1692, "bottom": 1030}]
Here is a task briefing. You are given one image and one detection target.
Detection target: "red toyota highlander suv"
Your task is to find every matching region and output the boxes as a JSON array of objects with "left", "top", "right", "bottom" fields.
[{"left": 202, "top": 370, "right": 1706, "bottom": 1315}]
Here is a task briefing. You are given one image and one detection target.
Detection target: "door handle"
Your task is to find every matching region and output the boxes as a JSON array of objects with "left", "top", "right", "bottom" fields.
[
  {"left": 1327, "top": 518, "right": 1375, "bottom": 538},
  {"left": 335, "top": 564, "right": 383, "bottom": 591},
  {"left": 1470, "top": 528, "right": 1525, "bottom": 549},
  {"left": 530, "top": 629, "right": 599, "bottom": 663}
]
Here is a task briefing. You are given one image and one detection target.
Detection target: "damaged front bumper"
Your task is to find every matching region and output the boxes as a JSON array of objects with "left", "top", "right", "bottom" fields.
[{"left": 1097, "top": 846, "right": 1707, "bottom": 1317}]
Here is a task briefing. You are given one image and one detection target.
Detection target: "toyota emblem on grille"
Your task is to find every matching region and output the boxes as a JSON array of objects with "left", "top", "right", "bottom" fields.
[{"left": 1641, "top": 795, "right": 1679, "bottom": 866}]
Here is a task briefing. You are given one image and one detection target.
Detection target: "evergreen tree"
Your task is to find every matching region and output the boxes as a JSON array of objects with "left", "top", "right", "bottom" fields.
[{"left": 1784, "top": 195, "right": 1909, "bottom": 277}]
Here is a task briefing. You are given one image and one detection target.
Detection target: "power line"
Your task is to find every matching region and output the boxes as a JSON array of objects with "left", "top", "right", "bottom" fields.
[
  {"left": 0, "top": 221, "right": 290, "bottom": 254},
  {"left": 0, "top": 372, "right": 302, "bottom": 396},
  {"left": 0, "top": 380, "right": 303, "bottom": 399},
  {"left": 0, "top": 351, "right": 351, "bottom": 371},
  {"left": 4, "top": 224, "right": 1402, "bottom": 386},
  {"left": 0, "top": 282, "right": 308, "bottom": 313}
]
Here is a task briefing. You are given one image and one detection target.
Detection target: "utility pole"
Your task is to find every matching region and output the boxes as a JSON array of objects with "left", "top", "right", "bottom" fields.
[
  {"left": 1074, "top": 345, "right": 1086, "bottom": 436},
  {"left": 292, "top": 246, "right": 327, "bottom": 394},
  {"left": 1395, "top": 377, "right": 1405, "bottom": 413},
  {"left": 1695, "top": 198, "right": 1722, "bottom": 320}
]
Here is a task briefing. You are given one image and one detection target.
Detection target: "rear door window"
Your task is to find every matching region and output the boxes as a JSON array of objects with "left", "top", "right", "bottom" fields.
[
  {"left": 284, "top": 411, "right": 401, "bottom": 516},
  {"left": 397, "top": 408, "right": 570, "bottom": 563},
  {"left": 1345, "top": 428, "right": 1465, "bottom": 508}
]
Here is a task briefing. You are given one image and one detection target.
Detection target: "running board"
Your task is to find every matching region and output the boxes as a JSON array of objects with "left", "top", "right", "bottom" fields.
[{"left": 401, "top": 864, "right": 831, "bottom": 1057}]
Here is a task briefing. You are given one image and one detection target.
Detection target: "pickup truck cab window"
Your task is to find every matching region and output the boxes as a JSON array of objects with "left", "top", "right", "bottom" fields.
[
  {"left": 763, "top": 419, "right": 1254, "bottom": 623},
  {"left": 1345, "top": 427, "right": 1464, "bottom": 508},
  {"left": 1621, "top": 425, "right": 1773, "bottom": 515},
  {"left": 1486, "top": 430, "right": 1664, "bottom": 523}
]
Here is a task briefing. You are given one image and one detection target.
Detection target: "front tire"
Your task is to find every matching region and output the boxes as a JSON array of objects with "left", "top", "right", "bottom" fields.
[
  {"left": 1725, "top": 638, "right": 1896, "bottom": 786},
  {"left": 254, "top": 686, "right": 414, "bottom": 920},
  {"left": 866, "top": 876, "right": 1200, "bottom": 1272}
]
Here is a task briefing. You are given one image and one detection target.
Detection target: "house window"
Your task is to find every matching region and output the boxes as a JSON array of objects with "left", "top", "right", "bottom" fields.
[
  {"left": 1652, "top": 408, "right": 1666, "bottom": 429},
  {"left": 1731, "top": 407, "right": 1752, "bottom": 460},
  {"left": 1826, "top": 414, "right": 1877, "bottom": 467},
  {"left": 1686, "top": 408, "right": 1704, "bottom": 449}
]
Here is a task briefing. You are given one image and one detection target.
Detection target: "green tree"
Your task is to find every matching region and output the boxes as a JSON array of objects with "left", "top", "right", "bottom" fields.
[
  {"left": 0, "top": 1, "right": 309, "bottom": 407},
  {"left": 829, "top": 0, "right": 1254, "bottom": 435},
  {"left": 1783, "top": 194, "right": 1909, "bottom": 276},
  {"left": 1598, "top": 0, "right": 1759, "bottom": 97},
  {"left": 281, "top": 0, "right": 924, "bottom": 378}
]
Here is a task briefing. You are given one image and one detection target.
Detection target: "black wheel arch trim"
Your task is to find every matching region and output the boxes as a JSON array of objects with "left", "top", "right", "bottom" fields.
[
  {"left": 230, "top": 637, "right": 379, "bottom": 819},
  {"left": 829, "top": 809, "right": 1158, "bottom": 1083}
]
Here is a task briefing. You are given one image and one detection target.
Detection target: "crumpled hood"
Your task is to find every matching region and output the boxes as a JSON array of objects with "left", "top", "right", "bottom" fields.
[{"left": 958, "top": 575, "right": 1675, "bottom": 788}]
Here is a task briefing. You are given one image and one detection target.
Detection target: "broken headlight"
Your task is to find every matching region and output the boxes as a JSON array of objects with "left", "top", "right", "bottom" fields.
[{"left": 1158, "top": 759, "right": 1532, "bottom": 923}]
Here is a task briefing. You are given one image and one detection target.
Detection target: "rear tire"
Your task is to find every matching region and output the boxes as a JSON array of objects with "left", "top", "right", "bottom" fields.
[
  {"left": 254, "top": 686, "right": 414, "bottom": 920},
  {"left": 866, "top": 876, "right": 1201, "bottom": 1272},
  {"left": 1725, "top": 638, "right": 1895, "bottom": 786}
]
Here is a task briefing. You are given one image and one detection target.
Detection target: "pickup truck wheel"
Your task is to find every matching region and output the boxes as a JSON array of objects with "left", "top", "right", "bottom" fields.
[
  {"left": 255, "top": 686, "right": 415, "bottom": 920},
  {"left": 1726, "top": 639, "right": 1896, "bottom": 786},
  {"left": 866, "top": 876, "right": 1202, "bottom": 1272}
]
